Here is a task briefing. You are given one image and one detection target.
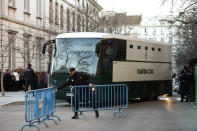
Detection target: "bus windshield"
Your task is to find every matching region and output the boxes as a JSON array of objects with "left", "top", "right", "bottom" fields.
[{"left": 52, "top": 38, "right": 100, "bottom": 75}]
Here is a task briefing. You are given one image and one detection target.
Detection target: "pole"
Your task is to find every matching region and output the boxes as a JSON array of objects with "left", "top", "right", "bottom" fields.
[
  {"left": 195, "top": 66, "right": 197, "bottom": 106},
  {"left": 0, "top": 0, "right": 5, "bottom": 96}
]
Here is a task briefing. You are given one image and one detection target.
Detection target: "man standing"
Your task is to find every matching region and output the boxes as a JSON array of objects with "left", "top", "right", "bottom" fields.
[
  {"left": 24, "top": 64, "right": 35, "bottom": 92},
  {"left": 179, "top": 69, "right": 186, "bottom": 102},
  {"left": 3, "top": 69, "right": 11, "bottom": 91},
  {"left": 0, "top": 69, "right": 2, "bottom": 91},
  {"left": 184, "top": 67, "right": 193, "bottom": 102},
  {"left": 57, "top": 68, "right": 99, "bottom": 119}
]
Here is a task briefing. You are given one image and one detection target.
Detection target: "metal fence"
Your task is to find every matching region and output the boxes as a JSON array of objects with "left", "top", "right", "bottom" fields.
[
  {"left": 71, "top": 84, "right": 128, "bottom": 120},
  {"left": 20, "top": 87, "right": 61, "bottom": 131}
]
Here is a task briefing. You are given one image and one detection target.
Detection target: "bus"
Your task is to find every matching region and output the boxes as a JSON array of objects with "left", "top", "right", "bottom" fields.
[{"left": 42, "top": 32, "right": 172, "bottom": 103}]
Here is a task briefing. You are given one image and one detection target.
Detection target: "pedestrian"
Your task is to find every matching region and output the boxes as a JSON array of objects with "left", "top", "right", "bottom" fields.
[
  {"left": 184, "top": 67, "right": 193, "bottom": 102},
  {"left": 57, "top": 68, "right": 99, "bottom": 119},
  {"left": 35, "top": 72, "right": 40, "bottom": 89},
  {"left": 0, "top": 69, "right": 2, "bottom": 91},
  {"left": 3, "top": 69, "right": 12, "bottom": 91},
  {"left": 13, "top": 69, "right": 20, "bottom": 91},
  {"left": 189, "top": 67, "right": 195, "bottom": 101},
  {"left": 9, "top": 70, "right": 16, "bottom": 91},
  {"left": 24, "top": 64, "right": 35, "bottom": 92},
  {"left": 179, "top": 69, "right": 186, "bottom": 102},
  {"left": 18, "top": 68, "right": 25, "bottom": 90},
  {"left": 40, "top": 71, "right": 47, "bottom": 88}
]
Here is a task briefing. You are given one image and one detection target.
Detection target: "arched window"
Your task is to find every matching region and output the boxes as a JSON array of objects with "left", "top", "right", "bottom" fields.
[
  {"left": 86, "top": 3, "right": 89, "bottom": 31},
  {"left": 55, "top": 2, "right": 59, "bottom": 25},
  {"left": 37, "top": 0, "right": 43, "bottom": 17},
  {"left": 24, "top": 0, "right": 30, "bottom": 13},
  {"left": 8, "top": 31, "right": 17, "bottom": 69},
  {"left": 60, "top": 5, "right": 64, "bottom": 27},
  {"left": 72, "top": 11, "right": 75, "bottom": 32},
  {"left": 36, "top": 37, "right": 43, "bottom": 72},
  {"left": 67, "top": 9, "right": 70, "bottom": 32},
  {"left": 8, "top": 0, "right": 16, "bottom": 7},
  {"left": 49, "top": 0, "right": 53, "bottom": 24},
  {"left": 77, "top": 14, "right": 81, "bottom": 32}
]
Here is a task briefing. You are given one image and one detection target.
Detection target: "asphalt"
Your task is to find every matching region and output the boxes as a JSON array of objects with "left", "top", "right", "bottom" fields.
[{"left": 1, "top": 92, "right": 197, "bottom": 131}]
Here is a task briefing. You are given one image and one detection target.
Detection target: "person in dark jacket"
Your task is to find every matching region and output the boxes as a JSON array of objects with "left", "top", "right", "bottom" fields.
[
  {"left": 179, "top": 69, "right": 186, "bottom": 102},
  {"left": 57, "top": 68, "right": 99, "bottom": 119},
  {"left": 184, "top": 67, "right": 193, "bottom": 102},
  {"left": 24, "top": 64, "right": 35, "bottom": 92},
  {"left": 3, "top": 69, "right": 12, "bottom": 91},
  {"left": 0, "top": 69, "right": 2, "bottom": 91}
]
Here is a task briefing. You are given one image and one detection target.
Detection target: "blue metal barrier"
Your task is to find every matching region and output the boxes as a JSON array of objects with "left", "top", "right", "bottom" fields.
[
  {"left": 71, "top": 84, "right": 128, "bottom": 120},
  {"left": 20, "top": 88, "right": 61, "bottom": 131}
]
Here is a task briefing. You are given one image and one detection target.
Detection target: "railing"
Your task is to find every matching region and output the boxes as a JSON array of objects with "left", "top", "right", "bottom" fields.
[
  {"left": 20, "top": 87, "right": 61, "bottom": 131},
  {"left": 71, "top": 84, "right": 128, "bottom": 120}
]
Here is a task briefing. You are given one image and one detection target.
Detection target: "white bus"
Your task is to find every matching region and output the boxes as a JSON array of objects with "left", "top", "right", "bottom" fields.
[{"left": 43, "top": 32, "right": 172, "bottom": 101}]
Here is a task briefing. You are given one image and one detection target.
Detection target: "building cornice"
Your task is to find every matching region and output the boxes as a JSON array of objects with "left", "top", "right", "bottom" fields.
[
  {"left": 88, "top": 0, "right": 103, "bottom": 10},
  {"left": 23, "top": 32, "right": 32, "bottom": 37},
  {"left": 62, "top": 0, "right": 75, "bottom": 9},
  {"left": 62, "top": 0, "right": 102, "bottom": 15},
  {"left": 62, "top": 0, "right": 88, "bottom": 19},
  {"left": 7, "top": 29, "right": 18, "bottom": 34},
  {"left": 8, "top": 5, "right": 17, "bottom": 10},
  {"left": 140, "top": 25, "right": 178, "bottom": 28},
  {"left": 36, "top": 36, "right": 45, "bottom": 40},
  {"left": 0, "top": 15, "right": 58, "bottom": 35},
  {"left": 62, "top": 0, "right": 103, "bottom": 11}
]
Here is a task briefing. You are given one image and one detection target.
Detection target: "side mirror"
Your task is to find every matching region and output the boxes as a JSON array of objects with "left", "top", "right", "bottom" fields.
[{"left": 42, "top": 40, "right": 56, "bottom": 54}]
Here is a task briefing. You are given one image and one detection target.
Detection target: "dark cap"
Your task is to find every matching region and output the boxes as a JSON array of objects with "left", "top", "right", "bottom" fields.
[{"left": 69, "top": 68, "right": 75, "bottom": 73}]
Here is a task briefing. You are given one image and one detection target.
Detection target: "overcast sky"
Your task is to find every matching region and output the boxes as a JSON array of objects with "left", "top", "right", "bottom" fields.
[{"left": 97, "top": 0, "right": 172, "bottom": 16}]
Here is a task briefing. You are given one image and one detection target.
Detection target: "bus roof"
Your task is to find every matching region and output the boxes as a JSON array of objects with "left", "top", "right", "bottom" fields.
[
  {"left": 56, "top": 32, "right": 108, "bottom": 39},
  {"left": 56, "top": 32, "right": 171, "bottom": 46}
]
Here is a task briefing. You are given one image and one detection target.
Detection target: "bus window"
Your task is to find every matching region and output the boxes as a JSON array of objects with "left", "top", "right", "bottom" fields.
[
  {"left": 54, "top": 38, "right": 100, "bottom": 75},
  {"left": 113, "top": 39, "right": 126, "bottom": 60},
  {"left": 97, "top": 39, "right": 126, "bottom": 73}
]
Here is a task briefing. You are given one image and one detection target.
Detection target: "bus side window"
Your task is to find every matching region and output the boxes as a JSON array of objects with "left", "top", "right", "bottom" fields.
[{"left": 114, "top": 40, "right": 126, "bottom": 60}]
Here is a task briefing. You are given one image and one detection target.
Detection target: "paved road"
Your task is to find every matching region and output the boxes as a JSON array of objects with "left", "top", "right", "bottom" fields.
[{"left": 0, "top": 94, "right": 197, "bottom": 131}]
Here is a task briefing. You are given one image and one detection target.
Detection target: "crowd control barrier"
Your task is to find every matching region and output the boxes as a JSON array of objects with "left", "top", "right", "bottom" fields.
[
  {"left": 71, "top": 84, "right": 128, "bottom": 120},
  {"left": 20, "top": 87, "right": 61, "bottom": 131}
]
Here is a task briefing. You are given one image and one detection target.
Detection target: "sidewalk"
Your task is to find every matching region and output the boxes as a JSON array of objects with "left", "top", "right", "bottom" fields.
[
  {"left": 0, "top": 91, "right": 69, "bottom": 107},
  {"left": 0, "top": 91, "right": 25, "bottom": 107}
]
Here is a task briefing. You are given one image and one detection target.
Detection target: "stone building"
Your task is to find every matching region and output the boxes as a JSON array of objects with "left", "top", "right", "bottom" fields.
[
  {"left": 0, "top": 0, "right": 102, "bottom": 72},
  {"left": 100, "top": 11, "right": 142, "bottom": 34}
]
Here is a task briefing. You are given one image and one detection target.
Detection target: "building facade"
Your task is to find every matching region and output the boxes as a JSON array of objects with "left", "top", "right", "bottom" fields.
[
  {"left": 100, "top": 11, "right": 142, "bottom": 34},
  {"left": 0, "top": 0, "right": 102, "bottom": 72}
]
